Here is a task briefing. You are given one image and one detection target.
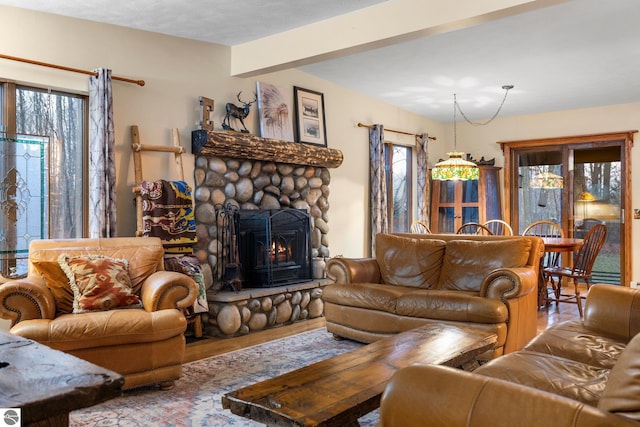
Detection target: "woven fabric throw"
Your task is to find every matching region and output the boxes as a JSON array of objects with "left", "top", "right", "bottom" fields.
[{"left": 140, "top": 180, "right": 196, "bottom": 254}]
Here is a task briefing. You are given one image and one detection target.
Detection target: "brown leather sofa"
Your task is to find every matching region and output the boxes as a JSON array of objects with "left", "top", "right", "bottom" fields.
[
  {"left": 379, "top": 284, "right": 640, "bottom": 426},
  {"left": 0, "top": 237, "right": 198, "bottom": 390},
  {"left": 324, "top": 233, "right": 543, "bottom": 358}
]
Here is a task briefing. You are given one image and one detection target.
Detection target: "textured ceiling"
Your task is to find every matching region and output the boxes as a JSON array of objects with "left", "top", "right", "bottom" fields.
[{"left": 2, "top": 0, "right": 639, "bottom": 123}]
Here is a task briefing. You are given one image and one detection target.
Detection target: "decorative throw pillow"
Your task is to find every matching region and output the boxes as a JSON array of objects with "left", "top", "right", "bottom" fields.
[
  {"left": 375, "top": 234, "right": 446, "bottom": 288},
  {"left": 31, "top": 259, "right": 74, "bottom": 315},
  {"left": 58, "top": 254, "right": 142, "bottom": 313},
  {"left": 163, "top": 255, "right": 208, "bottom": 314},
  {"left": 438, "top": 239, "right": 532, "bottom": 292}
]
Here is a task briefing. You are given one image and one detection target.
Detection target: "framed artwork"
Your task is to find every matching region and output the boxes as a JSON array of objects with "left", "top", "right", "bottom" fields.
[
  {"left": 294, "top": 86, "right": 327, "bottom": 146},
  {"left": 256, "top": 81, "right": 294, "bottom": 141}
]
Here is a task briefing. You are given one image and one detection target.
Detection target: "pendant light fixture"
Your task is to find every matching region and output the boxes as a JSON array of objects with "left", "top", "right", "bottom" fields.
[
  {"left": 529, "top": 172, "right": 564, "bottom": 189},
  {"left": 432, "top": 85, "right": 513, "bottom": 181}
]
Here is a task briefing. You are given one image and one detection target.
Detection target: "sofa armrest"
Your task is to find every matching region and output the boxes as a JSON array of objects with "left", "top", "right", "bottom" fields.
[
  {"left": 379, "top": 364, "right": 638, "bottom": 427},
  {"left": 480, "top": 267, "right": 537, "bottom": 301},
  {"left": 0, "top": 278, "right": 56, "bottom": 325},
  {"left": 139, "top": 271, "right": 198, "bottom": 312},
  {"left": 325, "top": 257, "right": 381, "bottom": 284},
  {"left": 584, "top": 284, "right": 640, "bottom": 340}
]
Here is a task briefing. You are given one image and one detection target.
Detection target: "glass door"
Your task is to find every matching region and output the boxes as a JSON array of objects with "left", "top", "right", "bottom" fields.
[
  {"left": 502, "top": 132, "right": 633, "bottom": 287},
  {"left": 572, "top": 145, "right": 621, "bottom": 284},
  {"left": 515, "top": 149, "right": 564, "bottom": 233}
]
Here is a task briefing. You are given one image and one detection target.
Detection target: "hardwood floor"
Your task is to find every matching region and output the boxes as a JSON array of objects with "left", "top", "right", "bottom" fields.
[{"left": 185, "top": 294, "right": 582, "bottom": 364}]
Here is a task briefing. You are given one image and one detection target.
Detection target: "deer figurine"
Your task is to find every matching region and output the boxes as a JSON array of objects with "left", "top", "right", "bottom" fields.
[{"left": 222, "top": 91, "right": 256, "bottom": 133}]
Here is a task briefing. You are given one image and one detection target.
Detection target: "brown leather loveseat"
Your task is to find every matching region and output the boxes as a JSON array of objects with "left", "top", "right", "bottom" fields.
[
  {"left": 379, "top": 284, "right": 640, "bottom": 426},
  {"left": 0, "top": 237, "right": 198, "bottom": 390},
  {"left": 324, "top": 233, "right": 543, "bottom": 358}
]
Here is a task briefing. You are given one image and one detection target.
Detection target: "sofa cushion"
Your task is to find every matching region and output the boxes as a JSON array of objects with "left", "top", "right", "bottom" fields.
[
  {"left": 524, "top": 320, "right": 627, "bottom": 369},
  {"left": 10, "top": 308, "right": 186, "bottom": 351},
  {"left": 375, "top": 234, "right": 446, "bottom": 288},
  {"left": 437, "top": 239, "right": 532, "bottom": 292},
  {"left": 475, "top": 350, "right": 609, "bottom": 407},
  {"left": 323, "top": 282, "right": 411, "bottom": 312},
  {"left": 59, "top": 254, "right": 143, "bottom": 313},
  {"left": 598, "top": 333, "right": 640, "bottom": 421},
  {"left": 395, "top": 289, "right": 508, "bottom": 323}
]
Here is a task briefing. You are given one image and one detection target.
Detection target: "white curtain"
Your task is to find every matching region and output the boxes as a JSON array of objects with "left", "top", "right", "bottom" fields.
[
  {"left": 415, "top": 133, "right": 430, "bottom": 225},
  {"left": 369, "top": 124, "right": 388, "bottom": 256},
  {"left": 88, "top": 68, "right": 117, "bottom": 237}
]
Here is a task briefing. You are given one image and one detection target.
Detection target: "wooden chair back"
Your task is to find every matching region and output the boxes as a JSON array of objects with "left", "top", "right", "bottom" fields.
[
  {"left": 482, "top": 219, "right": 513, "bottom": 236},
  {"left": 410, "top": 221, "right": 431, "bottom": 234},
  {"left": 522, "top": 220, "right": 565, "bottom": 268},
  {"left": 522, "top": 220, "right": 564, "bottom": 239},
  {"left": 572, "top": 223, "right": 607, "bottom": 277},
  {"left": 456, "top": 222, "right": 493, "bottom": 235}
]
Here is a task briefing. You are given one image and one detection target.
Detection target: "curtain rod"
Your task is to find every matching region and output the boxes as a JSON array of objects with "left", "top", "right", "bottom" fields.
[
  {"left": 357, "top": 122, "right": 436, "bottom": 140},
  {"left": 0, "top": 53, "right": 145, "bottom": 86}
]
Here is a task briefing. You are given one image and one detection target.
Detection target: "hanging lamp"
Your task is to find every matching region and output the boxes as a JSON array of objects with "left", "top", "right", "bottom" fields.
[
  {"left": 529, "top": 172, "right": 564, "bottom": 189},
  {"left": 432, "top": 85, "right": 513, "bottom": 181}
]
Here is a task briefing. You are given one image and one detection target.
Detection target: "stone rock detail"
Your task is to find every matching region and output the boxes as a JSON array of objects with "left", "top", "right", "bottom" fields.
[
  {"left": 193, "top": 155, "right": 331, "bottom": 293},
  {"left": 202, "top": 284, "right": 326, "bottom": 338}
]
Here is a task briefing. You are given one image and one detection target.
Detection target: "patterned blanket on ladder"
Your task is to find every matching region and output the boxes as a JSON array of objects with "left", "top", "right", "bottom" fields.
[{"left": 139, "top": 180, "right": 197, "bottom": 254}]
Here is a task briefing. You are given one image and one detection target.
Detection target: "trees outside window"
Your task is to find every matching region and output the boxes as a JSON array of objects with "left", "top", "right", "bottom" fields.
[
  {"left": 385, "top": 144, "right": 412, "bottom": 233},
  {"left": 0, "top": 82, "right": 86, "bottom": 279}
]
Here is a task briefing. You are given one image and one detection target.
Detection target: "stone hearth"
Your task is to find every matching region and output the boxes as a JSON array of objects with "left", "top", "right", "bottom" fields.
[
  {"left": 191, "top": 130, "right": 343, "bottom": 337},
  {"left": 207, "top": 279, "right": 331, "bottom": 337}
]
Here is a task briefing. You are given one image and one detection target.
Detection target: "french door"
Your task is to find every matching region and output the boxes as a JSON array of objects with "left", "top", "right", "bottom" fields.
[{"left": 500, "top": 131, "right": 634, "bottom": 287}]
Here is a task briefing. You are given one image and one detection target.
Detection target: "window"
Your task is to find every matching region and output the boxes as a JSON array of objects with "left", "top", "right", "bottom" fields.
[
  {"left": 0, "top": 82, "right": 87, "bottom": 278},
  {"left": 385, "top": 143, "right": 413, "bottom": 232}
]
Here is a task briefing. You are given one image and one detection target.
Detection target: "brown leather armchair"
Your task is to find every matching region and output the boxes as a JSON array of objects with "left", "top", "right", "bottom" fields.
[{"left": 0, "top": 237, "right": 198, "bottom": 390}]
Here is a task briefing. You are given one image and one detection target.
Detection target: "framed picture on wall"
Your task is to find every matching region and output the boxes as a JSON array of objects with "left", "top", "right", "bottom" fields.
[
  {"left": 256, "top": 81, "right": 294, "bottom": 141},
  {"left": 293, "top": 86, "right": 327, "bottom": 146}
]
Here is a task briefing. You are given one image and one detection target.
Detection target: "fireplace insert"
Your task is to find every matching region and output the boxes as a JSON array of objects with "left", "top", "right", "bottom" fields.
[{"left": 238, "top": 209, "right": 312, "bottom": 288}]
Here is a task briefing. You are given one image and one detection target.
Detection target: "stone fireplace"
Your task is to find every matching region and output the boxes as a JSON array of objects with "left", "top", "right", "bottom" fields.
[{"left": 191, "top": 130, "right": 343, "bottom": 337}]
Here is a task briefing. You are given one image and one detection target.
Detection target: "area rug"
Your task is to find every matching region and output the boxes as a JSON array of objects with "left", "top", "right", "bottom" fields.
[{"left": 70, "top": 328, "right": 380, "bottom": 426}]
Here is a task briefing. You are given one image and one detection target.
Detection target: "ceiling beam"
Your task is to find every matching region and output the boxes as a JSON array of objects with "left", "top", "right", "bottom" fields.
[{"left": 230, "top": 0, "right": 569, "bottom": 78}]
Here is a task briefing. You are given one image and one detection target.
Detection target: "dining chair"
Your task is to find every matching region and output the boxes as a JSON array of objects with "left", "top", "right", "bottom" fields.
[
  {"left": 482, "top": 219, "right": 513, "bottom": 236},
  {"left": 456, "top": 222, "right": 494, "bottom": 235},
  {"left": 523, "top": 220, "right": 565, "bottom": 268},
  {"left": 575, "top": 217, "right": 606, "bottom": 239},
  {"left": 544, "top": 223, "right": 607, "bottom": 317},
  {"left": 523, "top": 220, "right": 566, "bottom": 306},
  {"left": 410, "top": 220, "right": 431, "bottom": 234}
]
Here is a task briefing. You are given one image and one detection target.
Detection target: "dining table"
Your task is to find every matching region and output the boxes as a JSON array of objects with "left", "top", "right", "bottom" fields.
[{"left": 538, "top": 237, "right": 584, "bottom": 307}]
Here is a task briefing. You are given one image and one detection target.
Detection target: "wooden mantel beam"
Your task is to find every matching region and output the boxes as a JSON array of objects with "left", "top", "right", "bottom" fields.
[{"left": 192, "top": 130, "right": 343, "bottom": 169}]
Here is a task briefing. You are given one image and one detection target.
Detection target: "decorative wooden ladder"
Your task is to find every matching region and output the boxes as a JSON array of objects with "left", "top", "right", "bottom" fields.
[{"left": 130, "top": 125, "right": 203, "bottom": 338}]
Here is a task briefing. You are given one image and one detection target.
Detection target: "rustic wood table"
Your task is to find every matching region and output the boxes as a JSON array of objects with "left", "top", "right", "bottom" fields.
[
  {"left": 222, "top": 323, "right": 497, "bottom": 427},
  {"left": 0, "top": 330, "right": 124, "bottom": 427}
]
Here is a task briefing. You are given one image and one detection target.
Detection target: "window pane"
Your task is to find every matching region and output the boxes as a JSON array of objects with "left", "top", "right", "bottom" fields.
[
  {"left": 0, "top": 84, "right": 3, "bottom": 131},
  {"left": 574, "top": 148, "right": 621, "bottom": 284},
  {"left": 461, "top": 180, "right": 478, "bottom": 203},
  {"left": 0, "top": 135, "right": 48, "bottom": 278},
  {"left": 517, "top": 150, "right": 563, "bottom": 233},
  {"left": 390, "top": 145, "right": 411, "bottom": 232},
  {"left": 16, "top": 86, "right": 85, "bottom": 239}
]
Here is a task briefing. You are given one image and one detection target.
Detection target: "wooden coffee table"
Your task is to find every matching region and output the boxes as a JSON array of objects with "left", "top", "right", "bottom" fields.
[
  {"left": 0, "top": 331, "right": 123, "bottom": 426},
  {"left": 222, "top": 323, "right": 497, "bottom": 426}
]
